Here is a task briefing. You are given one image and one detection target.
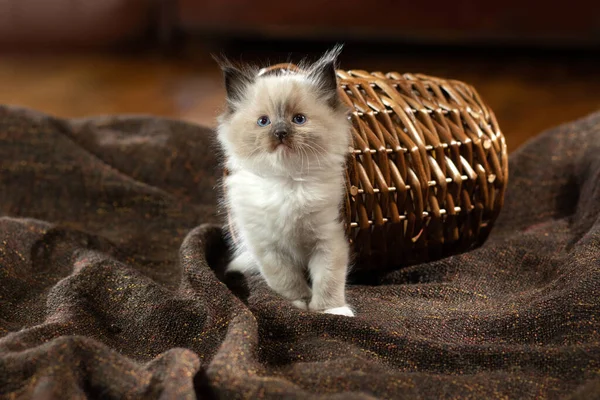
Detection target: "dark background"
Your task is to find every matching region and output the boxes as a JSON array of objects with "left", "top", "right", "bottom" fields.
[{"left": 1, "top": 0, "right": 599, "bottom": 152}]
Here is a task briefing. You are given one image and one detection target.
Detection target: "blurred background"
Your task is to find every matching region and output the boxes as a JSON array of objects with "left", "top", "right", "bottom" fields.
[{"left": 0, "top": 0, "right": 599, "bottom": 152}]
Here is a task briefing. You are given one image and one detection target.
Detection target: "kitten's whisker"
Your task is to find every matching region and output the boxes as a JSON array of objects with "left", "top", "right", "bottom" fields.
[
  {"left": 304, "top": 143, "right": 323, "bottom": 170},
  {"left": 302, "top": 147, "right": 310, "bottom": 173},
  {"left": 297, "top": 144, "right": 307, "bottom": 173},
  {"left": 307, "top": 141, "right": 328, "bottom": 155},
  {"left": 305, "top": 146, "right": 320, "bottom": 169}
]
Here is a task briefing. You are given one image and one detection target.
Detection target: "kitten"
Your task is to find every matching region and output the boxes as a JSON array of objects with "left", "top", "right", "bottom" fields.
[{"left": 216, "top": 46, "right": 354, "bottom": 317}]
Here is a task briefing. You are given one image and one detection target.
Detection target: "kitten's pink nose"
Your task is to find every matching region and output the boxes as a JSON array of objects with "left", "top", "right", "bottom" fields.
[{"left": 274, "top": 130, "right": 288, "bottom": 141}]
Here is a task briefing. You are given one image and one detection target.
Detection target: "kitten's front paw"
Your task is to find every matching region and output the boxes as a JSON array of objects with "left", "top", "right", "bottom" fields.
[
  {"left": 226, "top": 252, "right": 256, "bottom": 274},
  {"left": 323, "top": 306, "right": 355, "bottom": 317},
  {"left": 292, "top": 299, "right": 308, "bottom": 310}
]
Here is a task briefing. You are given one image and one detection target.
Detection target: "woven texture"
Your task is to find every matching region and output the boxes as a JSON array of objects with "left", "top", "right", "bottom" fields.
[
  {"left": 338, "top": 70, "right": 507, "bottom": 270},
  {"left": 1, "top": 106, "right": 599, "bottom": 399}
]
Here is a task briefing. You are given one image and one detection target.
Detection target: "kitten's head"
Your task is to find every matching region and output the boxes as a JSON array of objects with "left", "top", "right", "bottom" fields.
[{"left": 216, "top": 46, "right": 351, "bottom": 176}]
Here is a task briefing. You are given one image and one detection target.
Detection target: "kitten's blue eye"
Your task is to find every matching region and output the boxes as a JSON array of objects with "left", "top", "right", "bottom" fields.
[
  {"left": 257, "top": 116, "right": 271, "bottom": 127},
  {"left": 292, "top": 114, "right": 307, "bottom": 125}
]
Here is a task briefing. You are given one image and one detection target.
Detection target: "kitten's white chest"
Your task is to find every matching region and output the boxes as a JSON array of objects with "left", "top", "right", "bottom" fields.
[{"left": 225, "top": 170, "right": 340, "bottom": 258}]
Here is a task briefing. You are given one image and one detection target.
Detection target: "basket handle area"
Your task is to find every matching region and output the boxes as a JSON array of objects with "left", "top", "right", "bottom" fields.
[{"left": 258, "top": 63, "right": 302, "bottom": 76}]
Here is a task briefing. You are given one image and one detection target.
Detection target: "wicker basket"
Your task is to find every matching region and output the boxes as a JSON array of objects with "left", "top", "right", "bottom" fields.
[{"left": 230, "top": 64, "right": 508, "bottom": 274}]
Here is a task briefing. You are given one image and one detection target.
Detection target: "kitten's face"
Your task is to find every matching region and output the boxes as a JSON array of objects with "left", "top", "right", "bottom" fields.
[{"left": 217, "top": 49, "right": 351, "bottom": 176}]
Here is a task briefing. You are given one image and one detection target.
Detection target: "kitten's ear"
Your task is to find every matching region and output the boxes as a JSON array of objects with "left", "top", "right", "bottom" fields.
[
  {"left": 213, "top": 55, "right": 255, "bottom": 110},
  {"left": 223, "top": 66, "right": 253, "bottom": 102},
  {"left": 308, "top": 44, "right": 343, "bottom": 108}
]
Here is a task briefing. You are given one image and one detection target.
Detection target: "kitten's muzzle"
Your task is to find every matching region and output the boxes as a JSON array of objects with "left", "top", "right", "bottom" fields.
[{"left": 273, "top": 128, "right": 289, "bottom": 141}]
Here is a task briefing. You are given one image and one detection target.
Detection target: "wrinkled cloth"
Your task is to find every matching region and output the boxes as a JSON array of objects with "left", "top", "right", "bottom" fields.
[{"left": 0, "top": 105, "right": 599, "bottom": 399}]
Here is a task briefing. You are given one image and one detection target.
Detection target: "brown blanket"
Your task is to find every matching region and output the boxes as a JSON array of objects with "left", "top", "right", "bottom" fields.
[{"left": 1, "top": 106, "right": 599, "bottom": 399}]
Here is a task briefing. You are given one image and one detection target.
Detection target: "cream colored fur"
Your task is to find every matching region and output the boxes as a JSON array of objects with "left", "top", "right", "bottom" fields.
[{"left": 217, "top": 48, "right": 354, "bottom": 316}]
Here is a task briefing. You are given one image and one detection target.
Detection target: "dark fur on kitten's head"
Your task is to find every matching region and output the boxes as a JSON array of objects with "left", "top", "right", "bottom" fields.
[
  {"left": 215, "top": 45, "right": 345, "bottom": 113},
  {"left": 215, "top": 45, "right": 351, "bottom": 177}
]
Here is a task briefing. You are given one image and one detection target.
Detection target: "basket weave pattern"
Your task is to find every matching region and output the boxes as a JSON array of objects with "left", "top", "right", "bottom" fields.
[
  {"left": 336, "top": 69, "right": 508, "bottom": 270},
  {"left": 229, "top": 64, "right": 508, "bottom": 272}
]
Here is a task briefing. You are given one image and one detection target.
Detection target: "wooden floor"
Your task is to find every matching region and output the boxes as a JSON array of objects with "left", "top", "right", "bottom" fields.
[{"left": 1, "top": 43, "right": 599, "bottom": 153}]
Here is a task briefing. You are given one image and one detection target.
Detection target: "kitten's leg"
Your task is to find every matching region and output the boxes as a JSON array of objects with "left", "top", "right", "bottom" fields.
[
  {"left": 226, "top": 251, "right": 258, "bottom": 274},
  {"left": 308, "top": 231, "right": 354, "bottom": 317},
  {"left": 258, "top": 252, "right": 312, "bottom": 310}
]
